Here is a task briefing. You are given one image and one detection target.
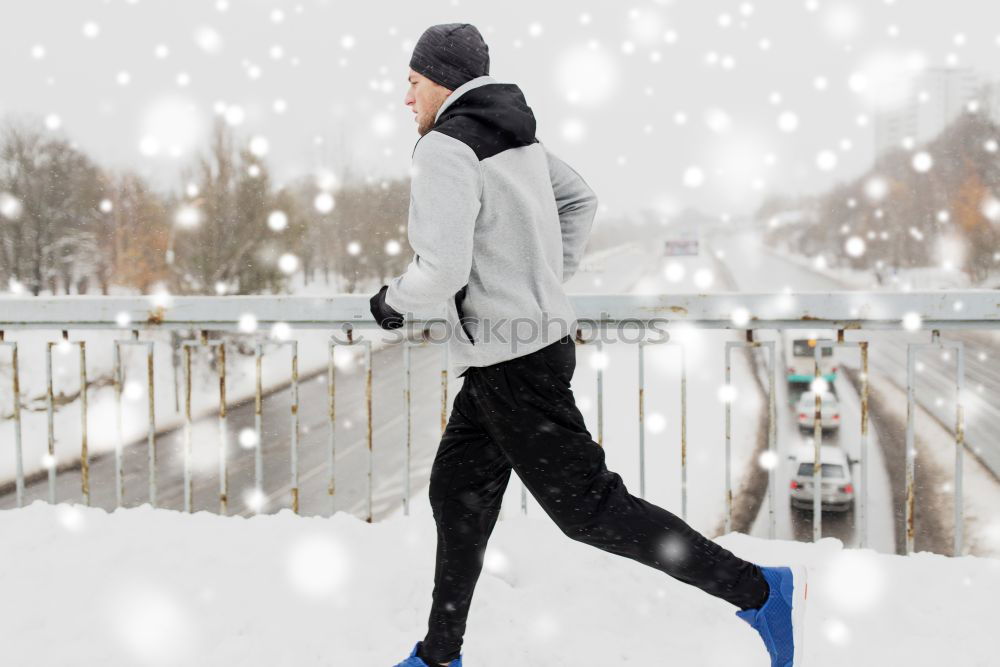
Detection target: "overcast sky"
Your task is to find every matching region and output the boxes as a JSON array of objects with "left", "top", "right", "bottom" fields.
[{"left": 3, "top": 0, "right": 1000, "bottom": 220}]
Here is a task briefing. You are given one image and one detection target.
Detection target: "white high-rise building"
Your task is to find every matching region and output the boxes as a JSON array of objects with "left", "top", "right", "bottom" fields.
[{"left": 873, "top": 67, "right": 981, "bottom": 161}]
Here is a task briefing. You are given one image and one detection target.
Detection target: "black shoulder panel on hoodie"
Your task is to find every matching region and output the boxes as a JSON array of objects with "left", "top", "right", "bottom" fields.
[{"left": 432, "top": 83, "right": 538, "bottom": 161}]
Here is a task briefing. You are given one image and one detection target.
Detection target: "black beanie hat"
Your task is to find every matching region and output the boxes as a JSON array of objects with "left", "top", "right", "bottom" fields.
[{"left": 409, "top": 23, "right": 490, "bottom": 91}]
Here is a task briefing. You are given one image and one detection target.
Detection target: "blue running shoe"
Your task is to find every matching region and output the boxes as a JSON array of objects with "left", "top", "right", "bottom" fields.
[
  {"left": 735, "top": 565, "right": 808, "bottom": 667},
  {"left": 392, "top": 641, "right": 463, "bottom": 667}
]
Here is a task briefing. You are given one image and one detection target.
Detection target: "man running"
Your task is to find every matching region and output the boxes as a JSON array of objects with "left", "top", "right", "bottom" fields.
[{"left": 369, "top": 22, "right": 806, "bottom": 667}]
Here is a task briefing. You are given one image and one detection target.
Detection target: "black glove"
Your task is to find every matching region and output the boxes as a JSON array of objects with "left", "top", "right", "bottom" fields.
[{"left": 369, "top": 285, "right": 404, "bottom": 330}]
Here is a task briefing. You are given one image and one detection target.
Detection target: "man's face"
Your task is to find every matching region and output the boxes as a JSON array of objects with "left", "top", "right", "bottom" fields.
[{"left": 405, "top": 68, "right": 452, "bottom": 136}]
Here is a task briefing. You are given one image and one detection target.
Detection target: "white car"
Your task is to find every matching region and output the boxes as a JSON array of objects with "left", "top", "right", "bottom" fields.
[
  {"left": 788, "top": 445, "right": 856, "bottom": 513},
  {"left": 794, "top": 390, "right": 841, "bottom": 432}
]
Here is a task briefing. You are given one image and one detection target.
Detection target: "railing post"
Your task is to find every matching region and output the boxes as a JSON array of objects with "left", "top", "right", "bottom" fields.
[
  {"left": 723, "top": 331, "right": 773, "bottom": 535},
  {"left": 180, "top": 335, "right": 226, "bottom": 514},
  {"left": 112, "top": 334, "right": 156, "bottom": 508},
  {"left": 812, "top": 345, "right": 824, "bottom": 542},
  {"left": 403, "top": 340, "right": 412, "bottom": 517},
  {"left": 45, "top": 334, "right": 88, "bottom": 506},
  {"left": 0, "top": 335, "right": 25, "bottom": 507},
  {"left": 724, "top": 340, "right": 734, "bottom": 534},
  {"left": 365, "top": 339, "right": 373, "bottom": 523},
  {"left": 638, "top": 341, "right": 646, "bottom": 499},
  {"left": 327, "top": 335, "right": 338, "bottom": 516},
  {"left": 680, "top": 343, "right": 688, "bottom": 523}
]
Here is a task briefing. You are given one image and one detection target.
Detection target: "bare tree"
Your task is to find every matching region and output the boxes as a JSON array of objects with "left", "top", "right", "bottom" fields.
[{"left": 0, "top": 118, "right": 103, "bottom": 295}]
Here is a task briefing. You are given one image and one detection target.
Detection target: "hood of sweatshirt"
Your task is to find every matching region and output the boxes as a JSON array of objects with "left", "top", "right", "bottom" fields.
[{"left": 429, "top": 75, "right": 538, "bottom": 159}]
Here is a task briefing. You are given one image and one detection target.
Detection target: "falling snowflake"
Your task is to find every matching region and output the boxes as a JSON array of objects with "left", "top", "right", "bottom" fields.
[
  {"left": 758, "top": 450, "right": 779, "bottom": 470},
  {"left": 267, "top": 211, "right": 288, "bottom": 231},
  {"left": 981, "top": 196, "right": 1000, "bottom": 222},
  {"left": 822, "top": 618, "right": 852, "bottom": 645},
  {"left": 646, "top": 413, "right": 667, "bottom": 434},
  {"left": 249, "top": 136, "right": 270, "bottom": 157},
  {"left": 561, "top": 118, "right": 586, "bottom": 143},
  {"left": 865, "top": 176, "right": 888, "bottom": 201},
  {"left": 717, "top": 384, "right": 738, "bottom": 403},
  {"left": 816, "top": 150, "right": 838, "bottom": 171},
  {"left": 243, "top": 488, "right": 266, "bottom": 513},
  {"left": 195, "top": 26, "right": 223, "bottom": 54},
  {"left": 174, "top": 205, "right": 200, "bottom": 228},
  {"left": 270, "top": 322, "right": 292, "bottom": 340},
  {"left": 664, "top": 262, "right": 685, "bottom": 282},
  {"left": 55, "top": 504, "right": 86, "bottom": 532},
  {"left": 845, "top": 236, "right": 866, "bottom": 257},
  {"left": 224, "top": 105, "right": 245, "bottom": 126},
  {"left": 124, "top": 381, "right": 144, "bottom": 402},
  {"left": 0, "top": 193, "right": 23, "bottom": 220},
  {"left": 778, "top": 111, "right": 799, "bottom": 132},
  {"left": 810, "top": 377, "right": 829, "bottom": 394},
  {"left": 692, "top": 268, "right": 714, "bottom": 289},
  {"left": 683, "top": 166, "right": 705, "bottom": 188},
  {"left": 704, "top": 107, "right": 732, "bottom": 133},
  {"left": 238, "top": 428, "right": 259, "bottom": 449},
  {"left": 314, "top": 192, "right": 335, "bottom": 214},
  {"left": 236, "top": 314, "right": 258, "bottom": 335},
  {"left": 588, "top": 350, "right": 609, "bottom": 371},
  {"left": 278, "top": 253, "right": 299, "bottom": 274},
  {"left": 911, "top": 151, "right": 933, "bottom": 173}
]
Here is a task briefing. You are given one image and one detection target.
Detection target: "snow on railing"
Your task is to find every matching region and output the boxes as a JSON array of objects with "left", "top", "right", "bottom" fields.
[{"left": 0, "top": 291, "right": 997, "bottom": 556}]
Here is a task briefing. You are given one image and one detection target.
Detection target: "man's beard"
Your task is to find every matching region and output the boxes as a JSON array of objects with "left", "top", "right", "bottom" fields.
[{"left": 417, "top": 111, "right": 435, "bottom": 136}]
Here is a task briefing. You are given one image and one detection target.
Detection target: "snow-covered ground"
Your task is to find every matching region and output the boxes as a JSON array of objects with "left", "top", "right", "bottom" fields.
[
  {"left": 767, "top": 242, "right": 988, "bottom": 291},
  {"left": 2, "top": 501, "right": 995, "bottom": 666}
]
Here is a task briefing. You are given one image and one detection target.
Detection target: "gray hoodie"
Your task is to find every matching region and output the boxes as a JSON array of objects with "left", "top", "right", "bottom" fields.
[{"left": 384, "top": 75, "right": 599, "bottom": 378}]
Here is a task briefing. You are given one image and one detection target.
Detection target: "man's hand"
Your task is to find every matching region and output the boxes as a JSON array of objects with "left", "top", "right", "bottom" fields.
[{"left": 369, "top": 285, "right": 405, "bottom": 330}]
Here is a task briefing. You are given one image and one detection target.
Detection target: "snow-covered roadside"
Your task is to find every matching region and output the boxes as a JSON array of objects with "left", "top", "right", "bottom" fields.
[
  {"left": 2, "top": 501, "right": 995, "bottom": 666},
  {"left": 859, "top": 366, "right": 1000, "bottom": 557},
  {"left": 765, "top": 243, "right": 979, "bottom": 291}
]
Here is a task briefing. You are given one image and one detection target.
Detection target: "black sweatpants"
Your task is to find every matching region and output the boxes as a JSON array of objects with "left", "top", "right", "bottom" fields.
[{"left": 420, "top": 335, "right": 769, "bottom": 663}]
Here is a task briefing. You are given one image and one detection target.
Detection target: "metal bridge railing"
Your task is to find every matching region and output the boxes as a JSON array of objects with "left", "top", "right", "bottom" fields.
[{"left": 0, "top": 291, "right": 997, "bottom": 556}]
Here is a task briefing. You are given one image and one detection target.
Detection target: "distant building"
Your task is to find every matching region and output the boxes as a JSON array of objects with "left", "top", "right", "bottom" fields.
[{"left": 873, "top": 66, "right": 982, "bottom": 161}]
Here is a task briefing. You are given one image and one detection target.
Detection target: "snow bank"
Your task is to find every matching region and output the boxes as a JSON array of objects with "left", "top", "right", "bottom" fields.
[{"left": 1, "top": 502, "right": 995, "bottom": 666}]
